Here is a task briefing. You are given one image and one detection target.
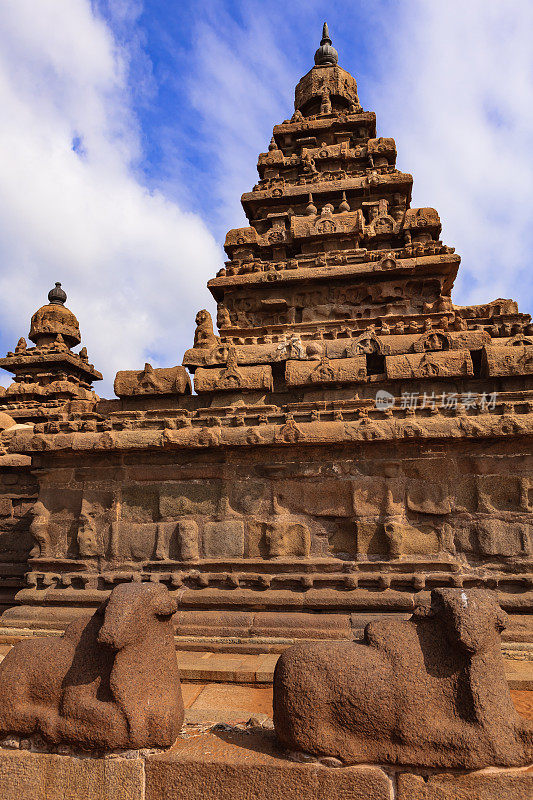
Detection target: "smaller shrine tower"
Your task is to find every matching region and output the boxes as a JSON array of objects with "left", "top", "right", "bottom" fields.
[{"left": 0, "top": 283, "right": 102, "bottom": 421}]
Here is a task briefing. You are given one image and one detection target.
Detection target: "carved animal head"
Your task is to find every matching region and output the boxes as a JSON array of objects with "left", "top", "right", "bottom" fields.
[
  {"left": 97, "top": 582, "right": 178, "bottom": 651},
  {"left": 195, "top": 309, "right": 211, "bottom": 327},
  {"left": 430, "top": 588, "right": 508, "bottom": 654}
]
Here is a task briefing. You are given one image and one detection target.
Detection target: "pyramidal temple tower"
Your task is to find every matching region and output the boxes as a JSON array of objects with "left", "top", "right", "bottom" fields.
[
  {"left": 183, "top": 23, "right": 531, "bottom": 399},
  {"left": 0, "top": 26, "right": 531, "bottom": 647}
]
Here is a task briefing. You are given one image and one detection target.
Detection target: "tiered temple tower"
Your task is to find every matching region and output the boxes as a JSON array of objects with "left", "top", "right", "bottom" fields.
[
  {"left": 183, "top": 23, "right": 531, "bottom": 403},
  {"left": 0, "top": 26, "right": 531, "bottom": 647}
]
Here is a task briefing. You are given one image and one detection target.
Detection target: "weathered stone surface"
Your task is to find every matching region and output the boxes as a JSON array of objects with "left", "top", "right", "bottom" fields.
[
  {"left": 0, "top": 583, "right": 184, "bottom": 750},
  {"left": 175, "top": 520, "right": 199, "bottom": 561},
  {"left": 0, "top": 749, "right": 144, "bottom": 800},
  {"left": 396, "top": 768, "right": 533, "bottom": 800},
  {"left": 285, "top": 356, "right": 366, "bottom": 387},
  {"left": 194, "top": 364, "right": 273, "bottom": 393},
  {"left": 0, "top": 413, "right": 16, "bottom": 432},
  {"left": 159, "top": 482, "right": 220, "bottom": 518},
  {"left": 273, "top": 589, "right": 533, "bottom": 768},
  {"left": 383, "top": 516, "right": 441, "bottom": 557},
  {"left": 114, "top": 364, "right": 191, "bottom": 397},
  {"left": 0, "top": 739, "right": 530, "bottom": 800},
  {"left": 145, "top": 730, "right": 392, "bottom": 800},
  {"left": 483, "top": 344, "right": 533, "bottom": 377},
  {"left": 274, "top": 479, "right": 353, "bottom": 517},
  {"left": 406, "top": 480, "right": 451, "bottom": 515},
  {"left": 203, "top": 521, "right": 245, "bottom": 558},
  {"left": 386, "top": 349, "right": 473, "bottom": 380},
  {"left": 265, "top": 520, "right": 311, "bottom": 558}
]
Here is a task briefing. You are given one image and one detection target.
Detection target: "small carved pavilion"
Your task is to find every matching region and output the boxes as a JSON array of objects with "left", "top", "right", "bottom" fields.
[
  {"left": 0, "top": 283, "right": 101, "bottom": 418},
  {"left": 0, "top": 25, "right": 531, "bottom": 647}
]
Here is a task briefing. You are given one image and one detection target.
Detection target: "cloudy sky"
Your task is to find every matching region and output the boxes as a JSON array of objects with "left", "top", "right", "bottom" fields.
[{"left": 0, "top": 0, "right": 532, "bottom": 396}]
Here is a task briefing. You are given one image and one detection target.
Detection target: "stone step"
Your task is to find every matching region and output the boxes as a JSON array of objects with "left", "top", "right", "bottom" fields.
[
  {"left": 1, "top": 728, "right": 531, "bottom": 800},
  {"left": 179, "top": 651, "right": 533, "bottom": 688},
  {"left": 0, "top": 643, "right": 531, "bottom": 687}
]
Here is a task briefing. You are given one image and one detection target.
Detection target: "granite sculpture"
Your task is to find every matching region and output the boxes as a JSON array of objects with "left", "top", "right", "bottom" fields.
[
  {"left": 0, "top": 582, "right": 183, "bottom": 750},
  {"left": 273, "top": 588, "right": 533, "bottom": 768}
]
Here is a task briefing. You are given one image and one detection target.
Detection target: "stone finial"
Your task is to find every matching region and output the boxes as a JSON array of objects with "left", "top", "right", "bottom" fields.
[
  {"left": 314, "top": 22, "right": 338, "bottom": 66},
  {"left": 339, "top": 191, "right": 350, "bottom": 213},
  {"left": 48, "top": 282, "right": 67, "bottom": 305},
  {"left": 305, "top": 193, "right": 317, "bottom": 215}
]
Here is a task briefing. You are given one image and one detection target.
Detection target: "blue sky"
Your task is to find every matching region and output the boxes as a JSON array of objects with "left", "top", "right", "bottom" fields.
[{"left": 0, "top": 0, "right": 532, "bottom": 395}]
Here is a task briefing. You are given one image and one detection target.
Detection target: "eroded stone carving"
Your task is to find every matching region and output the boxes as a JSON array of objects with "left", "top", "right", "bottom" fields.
[
  {"left": 0, "top": 582, "right": 183, "bottom": 750},
  {"left": 29, "top": 500, "right": 51, "bottom": 558},
  {"left": 193, "top": 309, "right": 218, "bottom": 349},
  {"left": 266, "top": 521, "right": 311, "bottom": 558},
  {"left": 114, "top": 364, "right": 191, "bottom": 397},
  {"left": 77, "top": 503, "right": 102, "bottom": 558},
  {"left": 273, "top": 589, "right": 533, "bottom": 768}
]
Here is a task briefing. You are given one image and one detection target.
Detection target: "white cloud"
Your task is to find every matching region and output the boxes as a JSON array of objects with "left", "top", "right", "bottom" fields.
[
  {"left": 183, "top": 3, "right": 302, "bottom": 238},
  {"left": 1, "top": 0, "right": 531, "bottom": 402},
  {"left": 362, "top": 0, "right": 533, "bottom": 311},
  {"left": 0, "top": 0, "right": 221, "bottom": 395}
]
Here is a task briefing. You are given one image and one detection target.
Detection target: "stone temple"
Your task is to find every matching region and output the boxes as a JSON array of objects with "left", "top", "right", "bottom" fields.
[{"left": 0, "top": 23, "right": 531, "bottom": 651}]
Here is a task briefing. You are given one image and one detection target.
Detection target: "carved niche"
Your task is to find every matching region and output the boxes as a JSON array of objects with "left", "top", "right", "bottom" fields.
[
  {"left": 114, "top": 364, "right": 191, "bottom": 397},
  {"left": 285, "top": 355, "right": 367, "bottom": 387}
]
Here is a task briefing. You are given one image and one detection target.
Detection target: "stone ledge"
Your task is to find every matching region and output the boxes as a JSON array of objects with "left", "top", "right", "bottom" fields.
[
  {"left": 0, "top": 747, "right": 144, "bottom": 800},
  {"left": 397, "top": 767, "right": 533, "bottom": 800},
  {"left": 143, "top": 730, "right": 393, "bottom": 800},
  {"left": 0, "top": 733, "right": 531, "bottom": 800}
]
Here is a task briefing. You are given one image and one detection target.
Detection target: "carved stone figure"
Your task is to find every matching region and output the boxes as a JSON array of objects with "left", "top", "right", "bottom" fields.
[
  {"left": 383, "top": 514, "right": 404, "bottom": 558},
  {"left": 0, "top": 582, "right": 183, "bottom": 750},
  {"left": 114, "top": 364, "right": 191, "bottom": 397},
  {"left": 301, "top": 150, "right": 317, "bottom": 174},
  {"left": 273, "top": 589, "right": 533, "bottom": 768},
  {"left": 77, "top": 506, "right": 101, "bottom": 558},
  {"left": 320, "top": 87, "right": 332, "bottom": 115},
  {"left": 193, "top": 309, "right": 218, "bottom": 349},
  {"left": 216, "top": 302, "right": 231, "bottom": 329},
  {"left": 265, "top": 521, "right": 311, "bottom": 558},
  {"left": 29, "top": 500, "right": 51, "bottom": 558},
  {"left": 178, "top": 519, "right": 199, "bottom": 561}
]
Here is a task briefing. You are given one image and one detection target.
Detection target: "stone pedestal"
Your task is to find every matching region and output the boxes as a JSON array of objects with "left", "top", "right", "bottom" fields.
[{"left": 0, "top": 731, "right": 531, "bottom": 800}]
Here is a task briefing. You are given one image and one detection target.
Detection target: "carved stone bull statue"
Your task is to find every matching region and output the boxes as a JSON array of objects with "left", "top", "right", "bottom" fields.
[
  {"left": 0, "top": 582, "right": 183, "bottom": 750},
  {"left": 273, "top": 588, "right": 533, "bottom": 769}
]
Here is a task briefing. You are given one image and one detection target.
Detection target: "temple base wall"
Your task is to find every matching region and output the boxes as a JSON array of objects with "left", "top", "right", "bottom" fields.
[
  {"left": 1, "top": 438, "right": 531, "bottom": 646},
  {"left": 0, "top": 732, "right": 531, "bottom": 800}
]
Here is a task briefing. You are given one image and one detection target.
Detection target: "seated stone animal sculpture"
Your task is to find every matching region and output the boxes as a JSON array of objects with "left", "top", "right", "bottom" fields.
[
  {"left": 273, "top": 588, "right": 533, "bottom": 769},
  {"left": 0, "top": 582, "right": 183, "bottom": 750}
]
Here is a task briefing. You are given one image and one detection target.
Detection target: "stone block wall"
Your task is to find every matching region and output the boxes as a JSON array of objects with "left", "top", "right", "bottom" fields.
[{"left": 1, "top": 435, "right": 529, "bottom": 638}]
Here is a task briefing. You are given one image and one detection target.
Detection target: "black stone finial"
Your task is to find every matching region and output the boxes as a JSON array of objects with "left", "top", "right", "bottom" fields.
[
  {"left": 314, "top": 21, "right": 338, "bottom": 66},
  {"left": 48, "top": 282, "right": 67, "bottom": 305}
]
